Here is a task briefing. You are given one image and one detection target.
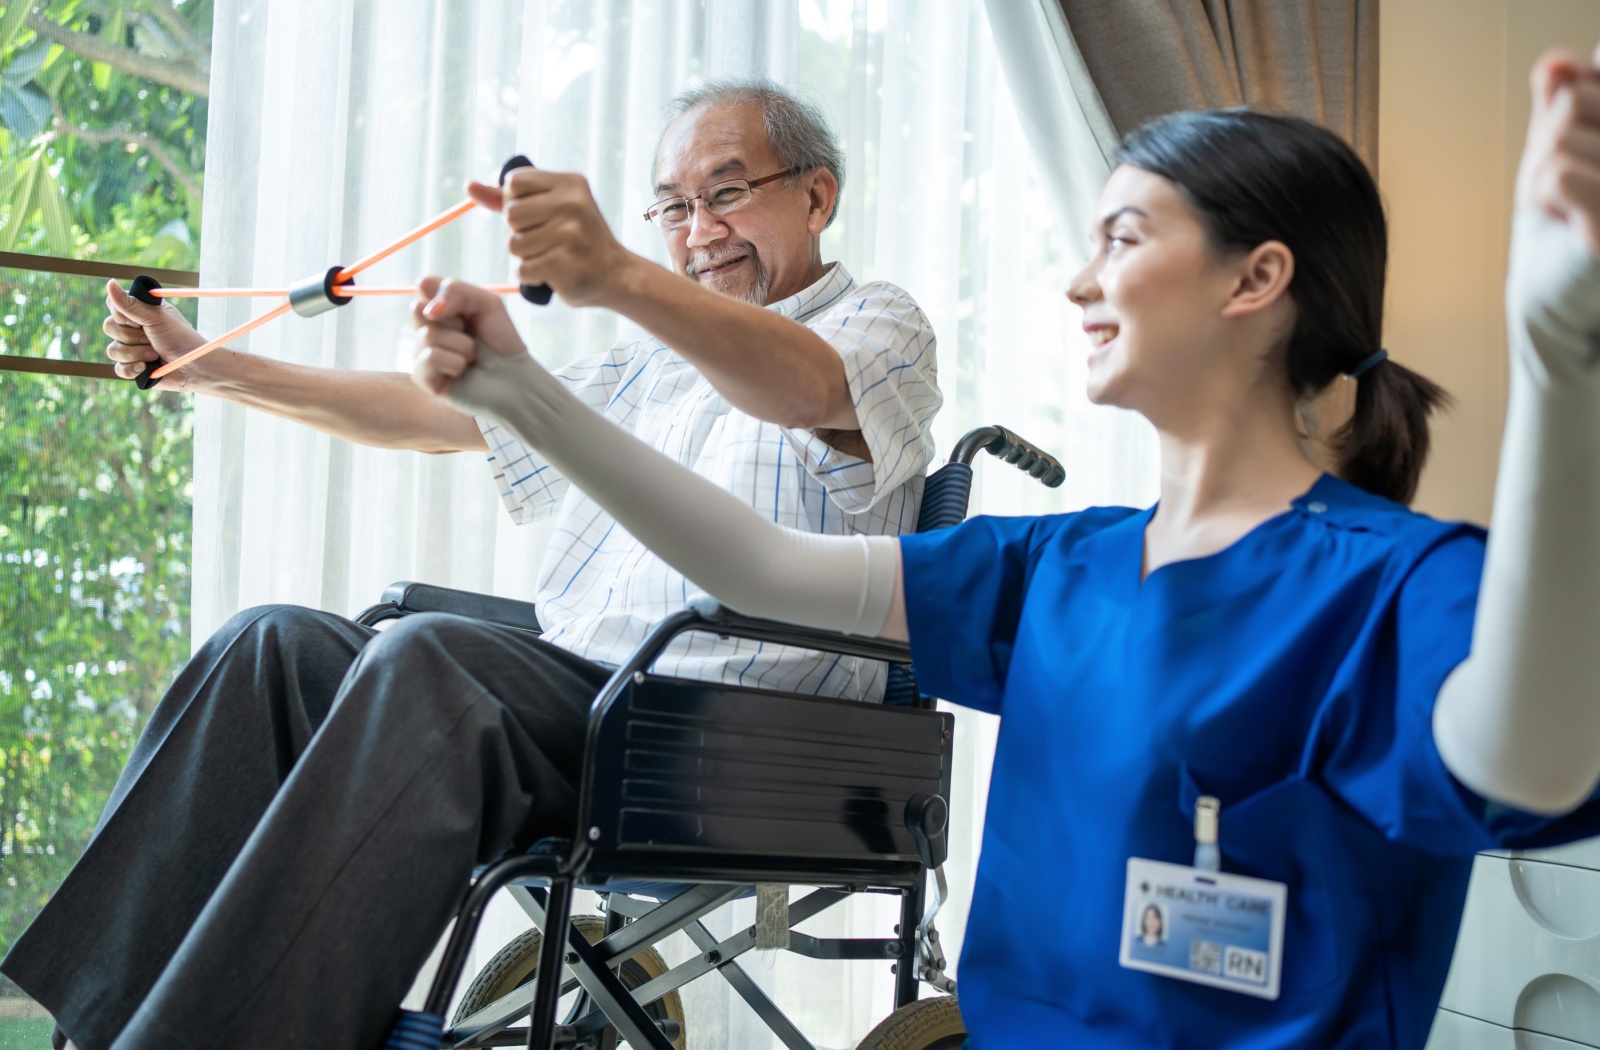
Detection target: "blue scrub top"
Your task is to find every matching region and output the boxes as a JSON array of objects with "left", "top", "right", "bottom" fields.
[{"left": 899, "top": 474, "right": 1600, "bottom": 1050}]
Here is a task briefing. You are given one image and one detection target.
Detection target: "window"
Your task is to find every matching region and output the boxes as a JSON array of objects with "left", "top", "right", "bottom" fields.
[{"left": 0, "top": 1, "right": 210, "bottom": 1030}]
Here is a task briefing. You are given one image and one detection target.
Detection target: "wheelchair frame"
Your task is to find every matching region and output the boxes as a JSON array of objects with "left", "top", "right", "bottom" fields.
[
  {"left": 358, "top": 598, "right": 951, "bottom": 1050},
  {"left": 360, "top": 424, "right": 1065, "bottom": 1050}
]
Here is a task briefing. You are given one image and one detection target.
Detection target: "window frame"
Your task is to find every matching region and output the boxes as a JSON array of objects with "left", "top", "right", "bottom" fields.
[{"left": 0, "top": 251, "right": 198, "bottom": 379}]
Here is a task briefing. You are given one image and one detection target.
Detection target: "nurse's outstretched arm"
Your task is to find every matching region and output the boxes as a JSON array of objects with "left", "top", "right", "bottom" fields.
[
  {"left": 1432, "top": 48, "right": 1600, "bottom": 815},
  {"left": 410, "top": 276, "right": 910, "bottom": 642}
]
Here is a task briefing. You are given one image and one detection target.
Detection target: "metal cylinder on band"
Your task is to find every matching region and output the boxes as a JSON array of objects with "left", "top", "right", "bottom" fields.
[{"left": 288, "top": 266, "right": 355, "bottom": 318}]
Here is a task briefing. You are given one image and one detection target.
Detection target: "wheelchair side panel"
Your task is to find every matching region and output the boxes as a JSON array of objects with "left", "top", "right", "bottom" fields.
[{"left": 586, "top": 677, "right": 954, "bottom": 873}]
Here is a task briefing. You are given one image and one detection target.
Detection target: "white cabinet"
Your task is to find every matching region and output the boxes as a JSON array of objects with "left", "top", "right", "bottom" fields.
[
  {"left": 1427, "top": 845, "right": 1600, "bottom": 1049},
  {"left": 1428, "top": 1007, "right": 1598, "bottom": 1049}
]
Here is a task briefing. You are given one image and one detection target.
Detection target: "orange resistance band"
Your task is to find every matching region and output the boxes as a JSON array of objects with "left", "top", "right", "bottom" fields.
[
  {"left": 151, "top": 285, "right": 521, "bottom": 299},
  {"left": 148, "top": 302, "right": 295, "bottom": 380},
  {"left": 144, "top": 192, "right": 511, "bottom": 381},
  {"left": 338, "top": 198, "right": 479, "bottom": 282}
]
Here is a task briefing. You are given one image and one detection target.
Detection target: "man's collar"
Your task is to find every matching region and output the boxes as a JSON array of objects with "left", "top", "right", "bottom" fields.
[{"left": 766, "top": 262, "right": 855, "bottom": 322}]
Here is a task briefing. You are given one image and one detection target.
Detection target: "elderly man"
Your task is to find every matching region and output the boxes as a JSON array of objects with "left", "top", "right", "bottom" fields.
[{"left": 4, "top": 78, "right": 940, "bottom": 1050}]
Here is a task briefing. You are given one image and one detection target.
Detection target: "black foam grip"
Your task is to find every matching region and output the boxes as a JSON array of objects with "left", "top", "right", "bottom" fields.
[
  {"left": 996, "top": 427, "right": 1065, "bottom": 489},
  {"left": 498, "top": 154, "right": 554, "bottom": 306},
  {"left": 129, "top": 275, "right": 163, "bottom": 306},
  {"left": 127, "top": 276, "right": 165, "bottom": 388},
  {"left": 498, "top": 154, "right": 532, "bottom": 185}
]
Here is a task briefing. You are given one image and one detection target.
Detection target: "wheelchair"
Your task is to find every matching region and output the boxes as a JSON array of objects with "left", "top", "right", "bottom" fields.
[{"left": 360, "top": 426, "right": 1065, "bottom": 1050}]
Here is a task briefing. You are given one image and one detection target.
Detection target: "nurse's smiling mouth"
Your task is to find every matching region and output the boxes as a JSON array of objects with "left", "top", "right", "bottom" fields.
[{"left": 1085, "top": 322, "right": 1120, "bottom": 358}]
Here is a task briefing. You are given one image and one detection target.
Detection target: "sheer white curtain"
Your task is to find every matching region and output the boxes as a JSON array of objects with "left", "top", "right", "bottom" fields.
[{"left": 196, "top": 0, "right": 1155, "bottom": 1045}]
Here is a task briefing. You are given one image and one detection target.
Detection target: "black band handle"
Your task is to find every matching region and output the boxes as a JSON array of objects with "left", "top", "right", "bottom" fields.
[
  {"left": 498, "top": 155, "right": 554, "bottom": 306},
  {"left": 129, "top": 276, "right": 164, "bottom": 390}
]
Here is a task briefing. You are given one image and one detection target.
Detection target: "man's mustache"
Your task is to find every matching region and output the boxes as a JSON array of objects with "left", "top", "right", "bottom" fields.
[{"left": 684, "top": 244, "right": 760, "bottom": 278}]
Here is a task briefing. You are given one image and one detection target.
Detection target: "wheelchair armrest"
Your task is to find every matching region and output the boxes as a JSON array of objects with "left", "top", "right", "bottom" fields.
[
  {"left": 354, "top": 581, "right": 542, "bottom": 633},
  {"left": 682, "top": 596, "right": 912, "bottom": 664}
]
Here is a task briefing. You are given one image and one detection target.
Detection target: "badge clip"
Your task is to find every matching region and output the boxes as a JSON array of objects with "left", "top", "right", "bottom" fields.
[{"left": 1193, "top": 795, "right": 1221, "bottom": 874}]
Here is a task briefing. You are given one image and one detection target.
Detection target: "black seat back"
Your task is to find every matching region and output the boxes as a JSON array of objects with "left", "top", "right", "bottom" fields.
[{"left": 915, "top": 461, "right": 975, "bottom": 532}]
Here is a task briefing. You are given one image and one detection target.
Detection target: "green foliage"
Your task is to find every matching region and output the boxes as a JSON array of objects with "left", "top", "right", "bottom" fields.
[
  {"left": 0, "top": 0, "right": 210, "bottom": 266},
  {"left": 0, "top": 1016, "right": 54, "bottom": 1048},
  {"left": 0, "top": 39, "right": 52, "bottom": 141},
  {"left": 0, "top": 367, "right": 192, "bottom": 971},
  {"left": 0, "top": 0, "right": 207, "bottom": 990}
]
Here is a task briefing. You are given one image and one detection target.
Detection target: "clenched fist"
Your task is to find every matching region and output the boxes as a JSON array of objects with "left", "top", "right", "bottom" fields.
[
  {"left": 1517, "top": 42, "right": 1600, "bottom": 256},
  {"left": 465, "top": 170, "right": 639, "bottom": 308},
  {"left": 102, "top": 280, "right": 209, "bottom": 391}
]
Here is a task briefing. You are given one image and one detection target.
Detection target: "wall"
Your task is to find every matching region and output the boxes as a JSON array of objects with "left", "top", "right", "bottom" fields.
[{"left": 1381, "top": 0, "right": 1597, "bottom": 525}]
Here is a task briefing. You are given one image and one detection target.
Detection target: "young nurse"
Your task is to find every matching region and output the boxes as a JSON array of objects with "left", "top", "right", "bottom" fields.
[{"left": 410, "top": 47, "right": 1600, "bottom": 1050}]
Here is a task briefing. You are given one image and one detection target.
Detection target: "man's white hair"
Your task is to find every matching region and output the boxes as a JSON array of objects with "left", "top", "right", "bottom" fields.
[{"left": 653, "top": 76, "right": 845, "bottom": 228}]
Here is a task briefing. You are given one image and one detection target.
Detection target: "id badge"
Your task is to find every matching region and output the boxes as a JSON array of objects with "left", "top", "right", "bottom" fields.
[{"left": 1119, "top": 857, "right": 1286, "bottom": 1000}]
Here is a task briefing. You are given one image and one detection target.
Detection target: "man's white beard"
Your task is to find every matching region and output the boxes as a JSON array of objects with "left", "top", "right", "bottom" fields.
[{"left": 738, "top": 264, "right": 771, "bottom": 306}]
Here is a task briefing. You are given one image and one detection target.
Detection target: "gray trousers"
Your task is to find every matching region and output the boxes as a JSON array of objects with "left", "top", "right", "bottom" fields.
[{"left": 1, "top": 604, "right": 609, "bottom": 1050}]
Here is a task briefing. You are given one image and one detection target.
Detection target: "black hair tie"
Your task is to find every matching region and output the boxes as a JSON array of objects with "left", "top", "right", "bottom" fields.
[{"left": 1346, "top": 348, "right": 1388, "bottom": 380}]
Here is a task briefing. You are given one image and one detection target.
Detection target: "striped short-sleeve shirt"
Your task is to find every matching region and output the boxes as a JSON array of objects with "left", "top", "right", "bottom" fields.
[{"left": 478, "top": 262, "right": 941, "bottom": 701}]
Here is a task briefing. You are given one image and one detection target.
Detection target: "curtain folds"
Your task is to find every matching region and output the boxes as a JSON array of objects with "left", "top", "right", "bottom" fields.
[
  {"left": 982, "top": 0, "right": 1117, "bottom": 246},
  {"left": 197, "top": 1, "right": 1155, "bottom": 1044},
  {"left": 1053, "top": 0, "right": 1379, "bottom": 165}
]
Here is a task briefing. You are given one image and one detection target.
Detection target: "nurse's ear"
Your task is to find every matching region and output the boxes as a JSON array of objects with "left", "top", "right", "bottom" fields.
[{"left": 1219, "top": 240, "right": 1296, "bottom": 321}]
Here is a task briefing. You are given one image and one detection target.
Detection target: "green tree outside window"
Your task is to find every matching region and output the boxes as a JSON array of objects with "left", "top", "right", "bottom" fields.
[{"left": 0, "top": 2, "right": 210, "bottom": 1031}]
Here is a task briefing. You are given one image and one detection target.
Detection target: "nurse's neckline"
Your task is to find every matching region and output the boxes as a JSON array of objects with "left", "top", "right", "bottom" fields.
[{"left": 1137, "top": 472, "right": 1342, "bottom": 585}]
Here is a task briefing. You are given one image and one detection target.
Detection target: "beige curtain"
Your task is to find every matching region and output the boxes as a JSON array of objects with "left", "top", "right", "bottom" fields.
[{"left": 1056, "top": 0, "right": 1379, "bottom": 165}]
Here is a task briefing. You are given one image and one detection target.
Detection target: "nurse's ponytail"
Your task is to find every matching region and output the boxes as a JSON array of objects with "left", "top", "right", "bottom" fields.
[
  {"left": 1116, "top": 110, "right": 1449, "bottom": 505},
  {"left": 1337, "top": 354, "right": 1449, "bottom": 505}
]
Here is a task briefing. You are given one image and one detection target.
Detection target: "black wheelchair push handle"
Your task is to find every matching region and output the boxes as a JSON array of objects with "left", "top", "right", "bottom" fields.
[
  {"left": 950, "top": 424, "right": 1066, "bottom": 488},
  {"left": 499, "top": 155, "right": 555, "bottom": 306}
]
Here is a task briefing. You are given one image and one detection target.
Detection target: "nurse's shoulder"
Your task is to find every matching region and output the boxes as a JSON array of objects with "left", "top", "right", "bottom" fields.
[
  {"left": 900, "top": 504, "right": 1144, "bottom": 602},
  {"left": 1296, "top": 473, "right": 1487, "bottom": 580}
]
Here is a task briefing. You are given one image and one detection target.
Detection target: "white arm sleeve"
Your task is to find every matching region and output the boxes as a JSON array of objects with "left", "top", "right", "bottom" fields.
[
  {"left": 448, "top": 344, "right": 901, "bottom": 637},
  {"left": 1433, "top": 210, "right": 1600, "bottom": 815}
]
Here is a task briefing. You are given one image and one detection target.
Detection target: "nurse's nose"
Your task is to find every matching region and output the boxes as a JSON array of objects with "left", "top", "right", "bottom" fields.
[{"left": 1066, "top": 260, "right": 1102, "bottom": 308}]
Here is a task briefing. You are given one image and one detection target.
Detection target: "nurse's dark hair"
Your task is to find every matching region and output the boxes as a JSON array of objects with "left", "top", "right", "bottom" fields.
[{"left": 1115, "top": 109, "right": 1448, "bottom": 505}]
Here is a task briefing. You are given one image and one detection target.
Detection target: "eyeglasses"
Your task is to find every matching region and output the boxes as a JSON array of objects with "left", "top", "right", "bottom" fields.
[{"left": 643, "top": 169, "right": 795, "bottom": 229}]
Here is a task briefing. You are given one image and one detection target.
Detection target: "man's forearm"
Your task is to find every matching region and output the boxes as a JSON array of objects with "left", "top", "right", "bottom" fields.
[
  {"left": 188, "top": 349, "right": 487, "bottom": 453},
  {"left": 605, "top": 257, "right": 859, "bottom": 432}
]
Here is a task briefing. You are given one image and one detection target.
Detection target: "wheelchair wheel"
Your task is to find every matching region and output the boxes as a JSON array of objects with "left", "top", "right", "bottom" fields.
[
  {"left": 452, "top": 913, "right": 686, "bottom": 1049},
  {"left": 854, "top": 995, "right": 965, "bottom": 1050}
]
